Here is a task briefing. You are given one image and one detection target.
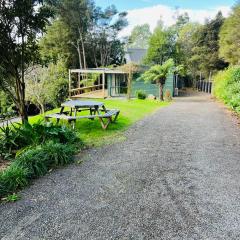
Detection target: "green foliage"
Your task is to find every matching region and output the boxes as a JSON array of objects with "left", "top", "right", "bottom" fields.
[
  {"left": 142, "top": 59, "right": 174, "bottom": 100},
  {"left": 0, "top": 141, "right": 76, "bottom": 198},
  {"left": 39, "top": 19, "right": 71, "bottom": 64},
  {"left": 135, "top": 90, "right": 147, "bottom": 100},
  {"left": 0, "top": 165, "right": 29, "bottom": 198},
  {"left": 128, "top": 24, "right": 152, "bottom": 49},
  {"left": 144, "top": 26, "right": 174, "bottom": 65},
  {"left": 14, "top": 141, "right": 76, "bottom": 179},
  {"left": 0, "top": 121, "right": 80, "bottom": 160},
  {"left": 26, "top": 59, "right": 68, "bottom": 111},
  {"left": 0, "top": 0, "right": 53, "bottom": 122},
  {"left": 191, "top": 12, "right": 227, "bottom": 77},
  {"left": 142, "top": 59, "right": 174, "bottom": 84},
  {"left": 219, "top": 5, "right": 240, "bottom": 65},
  {"left": 213, "top": 66, "right": 240, "bottom": 112},
  {"left": 4, "top": 193, "right": 21, "bottom": 202}
]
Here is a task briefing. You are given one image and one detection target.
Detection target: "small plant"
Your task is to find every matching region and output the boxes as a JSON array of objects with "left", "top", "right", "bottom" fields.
[
  {"left": 136, "top": 90, "right": 147, "bottom": 100},
  {"left": 3, "top": 193, "right": 21, "bottom": 202}
]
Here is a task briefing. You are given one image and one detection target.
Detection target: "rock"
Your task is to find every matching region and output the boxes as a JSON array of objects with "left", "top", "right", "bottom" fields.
[{"left": 147, "top": 94, "right": 156, "bottom": 100}]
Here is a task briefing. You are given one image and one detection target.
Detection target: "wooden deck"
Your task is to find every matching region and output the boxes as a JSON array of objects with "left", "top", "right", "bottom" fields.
[{"left": 71, "top": 89, "right": 108, "bottom": 99}]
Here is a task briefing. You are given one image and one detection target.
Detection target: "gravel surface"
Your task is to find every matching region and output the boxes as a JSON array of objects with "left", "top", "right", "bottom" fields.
[{"left": 1, "top": 91, "right": 240, "bottom": 240}]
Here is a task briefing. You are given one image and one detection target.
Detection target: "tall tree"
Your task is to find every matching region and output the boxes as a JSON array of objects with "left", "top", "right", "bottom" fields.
[
  {"left": 128, "top": 24, "right": 152, "bottom": 49},
  {"left": 89, "top": 5, "right": 128, "bottom": 67},
  {"left": 144, "top": 26, "right": 174, "bottom": 65},
  {"left": 54, "top": 0, "right": 95, "bottom": 69},
  {"left": 0, "top": 0, "right": 53, "bottom": 122},
  {"left": 39, "top": 19, "right": 72, "bottom": 65},
  {"left": 177, "top": 22, "right": 201, "bottom": 80},
  {"left": 219, "top": 4, "right": 240, "bottom": 65},
  {"left": 191, "top": 12, "right": 227, "bottom": 77}
]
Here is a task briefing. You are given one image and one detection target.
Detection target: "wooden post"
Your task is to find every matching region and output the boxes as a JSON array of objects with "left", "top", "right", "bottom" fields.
[
  {"left": 69, "top": 70, "right": 71, "bottom": 98},
  {"left": 102, "top": 71, "right": 105, "bottom": 98}
]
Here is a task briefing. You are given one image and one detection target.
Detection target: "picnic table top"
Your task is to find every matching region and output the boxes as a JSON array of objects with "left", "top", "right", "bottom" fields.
[{"left": 61, "top": 100, "right": 104, "bottom": 108}]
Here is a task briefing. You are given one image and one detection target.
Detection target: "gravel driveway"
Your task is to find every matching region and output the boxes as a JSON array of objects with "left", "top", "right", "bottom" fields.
[{"left": 1, "top": 91, "right": 240, "bottom": 240}]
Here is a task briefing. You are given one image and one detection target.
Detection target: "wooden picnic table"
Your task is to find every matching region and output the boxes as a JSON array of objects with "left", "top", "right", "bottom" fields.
[
  {"left": 45, "top": 100, "right": 120, "bottom": 129},
  {"left": 59, "top": 100, "right": 107, "bottom": 117}
]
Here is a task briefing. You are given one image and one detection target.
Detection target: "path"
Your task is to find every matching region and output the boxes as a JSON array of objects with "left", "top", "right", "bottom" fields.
[{"left": 1, "top": 91, "right": 240, "bottom": 240}]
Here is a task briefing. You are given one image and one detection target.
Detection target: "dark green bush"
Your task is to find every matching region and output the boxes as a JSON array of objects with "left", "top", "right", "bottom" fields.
[
  {"left": 0, "top": 121, "right": 80, "bottom": 159},
  {"left": 0, "top": 165, "right": 29, "bottom": 197},
  {"left": 0, "top": 141, "right": 76, "bottom": 198},
  {"left": 15, "top": 141, "right": 76, "bottom": 179},
  {"left": 136, "top": 90, "right": 147, "bottom": 100}
]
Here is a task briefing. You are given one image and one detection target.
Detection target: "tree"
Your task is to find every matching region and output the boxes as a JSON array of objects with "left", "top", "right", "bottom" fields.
[
  {"left": 128, "top": 24, "right": 152, "bottom": 49},
  {"left": 120, "top": 63, "right": 139, "bottom": 100},
  {"left": 89, "top": 5, "right": 128, "bottom": 67},
  {"left": 145, "top": 26, "right": 174, "bottom": 65},
  {"left": 142, "top": 59, "right": 174, "bottom": 101},
  {"left": 219, "top": 4, "right": 240, "bottom": 65},
  {"left": 25, "top": 66, "right": 49, "bottom": 114},
  {"left": 0, "top": 0, "right": 53, "bottom": 122},
  {"left": 191, "top": 12, "right": 227, "bottom": 77},
  {"left": 51, "top": 0, "right": 96, "bottom": 69},
  {"left": 177, "top": 22, "right": 201, "bottom": 81},
  {"left": 39, "top": 19, "right": 72, "bottom": 65},
  {"left": 25, "top": 59, "right": 68, "bottom": 113}
]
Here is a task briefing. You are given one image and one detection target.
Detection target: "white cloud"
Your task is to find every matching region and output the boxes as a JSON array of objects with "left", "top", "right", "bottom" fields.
[{"left": 120, "top": 4, "right": 232, "bottom": 37}]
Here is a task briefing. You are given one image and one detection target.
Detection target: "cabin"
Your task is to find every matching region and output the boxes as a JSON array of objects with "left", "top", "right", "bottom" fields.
[
  {"left": 68, "top": 68, "right": 128, "bottom": 99},
  {"left": 69, "top": 68, "right": 176, "bottom": 99}
]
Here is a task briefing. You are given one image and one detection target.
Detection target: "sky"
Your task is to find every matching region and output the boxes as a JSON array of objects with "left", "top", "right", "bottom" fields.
[{"left": 95, "top": 0, "right": 236, "bottom": 36}]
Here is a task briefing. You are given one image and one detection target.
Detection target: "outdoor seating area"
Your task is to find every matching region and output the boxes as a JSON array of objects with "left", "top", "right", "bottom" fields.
[{"left": 45, "top": 100, "right": 120, "bottom": 129}]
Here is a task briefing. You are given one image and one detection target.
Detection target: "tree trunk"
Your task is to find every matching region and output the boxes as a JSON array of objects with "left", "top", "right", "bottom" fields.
[
  {"left": 77, "top": 43, "right": 83, "bottom": 69},
  {"left": 159, "top": 83, "right": 164, "bottom": 101},
  {"left": 19, "top": 27, "right": 28, "bottom": 123},
  {"left": 79, "top": 28, "right": 87, "bottom": 69},
  {"left": 127, "top": 71, "right": 132, "bottom": 100}
]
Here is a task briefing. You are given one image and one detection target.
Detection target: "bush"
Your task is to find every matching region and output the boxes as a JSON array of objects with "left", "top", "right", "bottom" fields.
[
  {"left": 0, "top": 165, "right": 29, "bottom": 197},
  {"left": 0, "top": 121, "right": 80, "bottom": 159},
  {"left": 136, "top": 90, "right": 147, "bottom": 100},
  {"left": 0, "top": 141, "right": 76, "bottom": 198},
  {"left": 213, "top": 66, "right": 240, "bottom": 113},
  {"left": 14, "top": 141, "right": 76, "bottom": 179}
]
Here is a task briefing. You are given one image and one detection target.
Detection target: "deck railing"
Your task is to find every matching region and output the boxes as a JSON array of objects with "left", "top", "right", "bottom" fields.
[{"left": 69, "top": 84, "right": 103, "bottom": 97}]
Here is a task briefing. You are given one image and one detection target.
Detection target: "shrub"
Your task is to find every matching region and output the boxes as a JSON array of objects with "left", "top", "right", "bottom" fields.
[
  {"left": 213, "top": 66, "right": 240, "bottom": 113},
  {"left": 0, "top": 165, "right": 29, "bottom": 198},
  {"left": 0, "top": 121, "right": 80, "bottom": 159},
  {"left": 14, "top": 141, "right": 76, "bottom": 179},
  {"left": 0, "top": 141, "right": 76, "bottom": 198},
  {"left": 136, "top": 90, "right": 147, "bottom": 100}
]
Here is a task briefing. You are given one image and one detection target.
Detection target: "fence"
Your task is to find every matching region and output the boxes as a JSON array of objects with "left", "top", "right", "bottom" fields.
[{"left": 196, "top": 80, "right": 213, "bottom": 94}]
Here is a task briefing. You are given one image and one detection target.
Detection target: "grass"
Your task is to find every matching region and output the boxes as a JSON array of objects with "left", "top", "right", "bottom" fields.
[{"left": 29, "top": 99, "right": 169, "bottom": 146}]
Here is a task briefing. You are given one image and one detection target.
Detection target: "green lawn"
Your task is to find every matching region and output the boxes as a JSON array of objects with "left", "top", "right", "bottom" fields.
[{"left": 30, "top": 99, "right": 169, "bottom": 146}]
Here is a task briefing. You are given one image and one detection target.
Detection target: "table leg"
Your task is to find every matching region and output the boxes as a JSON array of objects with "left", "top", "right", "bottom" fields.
[
  {"left": 57, "top": 107, "right": 64, "bottom": 124},
  {"left": 102, "top": 105, "right": 107, "bottom": 113}
]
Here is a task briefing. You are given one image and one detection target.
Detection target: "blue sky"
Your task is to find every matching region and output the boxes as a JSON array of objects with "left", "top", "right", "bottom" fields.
[
  {"left": 95, "top": 0, "right": 235, "bottom": 37},
  {"left": 95, "top": 0, "right": 235, "bottom": 11}
]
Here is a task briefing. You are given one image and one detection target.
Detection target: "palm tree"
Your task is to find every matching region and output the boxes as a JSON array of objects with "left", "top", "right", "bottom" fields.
[{"left": 142, "top": 59, "right": 174, "bottom": 101}]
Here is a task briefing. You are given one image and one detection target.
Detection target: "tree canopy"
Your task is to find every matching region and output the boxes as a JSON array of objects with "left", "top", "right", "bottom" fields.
[
  {"left": 219, "top": 4, "right": 240, "bottom": 65},
  {"left": 128, "top": 24, "right": 152, "bottom": 49}
]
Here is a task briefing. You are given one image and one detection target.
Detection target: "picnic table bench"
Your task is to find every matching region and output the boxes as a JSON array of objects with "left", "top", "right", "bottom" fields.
[{"left": 45, "top": 100, "right": 120, "bottom": 129}]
